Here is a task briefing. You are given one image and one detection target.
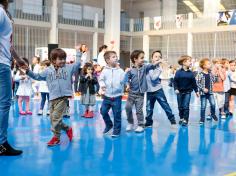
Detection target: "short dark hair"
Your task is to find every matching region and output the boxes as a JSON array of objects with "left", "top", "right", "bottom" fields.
[
  {"left": 229, "top": 60, "right": 235, "bottom": 64},
  {"left": 178, "top": 55, "right": 192, "bottom": 65},
  {"left": 151, "top": 50, "right": 162, "bottom": 58},
  {"left": 50, "top": 48, "right": 67, "bottom": 62},
  {"left": 130, "top": 50, "right": 144, "bottom": 64},
  {"left": 104, "top": 51, "right": 117, "bottom": 63},
  {"left": 99, "top": 45, "right": 108, "bottom": 53}
]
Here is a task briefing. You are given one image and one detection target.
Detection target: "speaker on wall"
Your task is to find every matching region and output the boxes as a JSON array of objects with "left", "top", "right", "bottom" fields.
[{"left": 48, "top": 44, "right": 59, "bottom": 60}]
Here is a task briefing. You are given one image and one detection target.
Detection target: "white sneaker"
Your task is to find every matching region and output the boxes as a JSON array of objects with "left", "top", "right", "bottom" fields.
[
  {"left": 221, "top": 114, "right": 226, "bottom": 119},
  {"left": 47, "top": 110, "right": 50, "bottom": 115},
  {"left": 171, "top": 124, "right": 178, "bottom": 129},
  {"left": 126, "top": 124, "right": 134, "bottom": 132},
  {"left": 37, "top": 110, "right": 43, "bottom": 115},
  {"left": 135, "top": 126, "right": 144, "bottom": 133}
]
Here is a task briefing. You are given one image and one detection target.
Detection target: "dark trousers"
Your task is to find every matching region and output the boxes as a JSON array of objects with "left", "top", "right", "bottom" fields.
[
  {"left": 200, "top": 94, "right": 216, "bottom": 122},
  {"left": 100, "top": 96, "right": 122, "bottom": 134},
  {"left": 224, "top": 91, "right": 230, "bottom": 114},
  {"left": 40, "top": 92, "right": 49, "bottom": 110},
  {"left": 146, "top": 88, "right": 176, "bottom": 125},
  {"left": 177, "top": 92, "right": 191, "bottom": 122}
]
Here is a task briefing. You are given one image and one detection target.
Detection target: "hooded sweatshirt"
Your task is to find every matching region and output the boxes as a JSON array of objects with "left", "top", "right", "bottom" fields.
[
  {"left": 27, "top": 52, "right": 82, "bottom": 100},
  {"left": 99, "top": 66, "right": 126, "bottom": 98}
]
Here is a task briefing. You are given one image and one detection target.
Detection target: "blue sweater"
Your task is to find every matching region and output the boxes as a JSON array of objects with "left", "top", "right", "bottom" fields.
[
  {"left": 27, "top": 52, "right": 82, "bottom": 100},
  {"left": 173, "top": 68, "right": 198, "bottom": 93}
]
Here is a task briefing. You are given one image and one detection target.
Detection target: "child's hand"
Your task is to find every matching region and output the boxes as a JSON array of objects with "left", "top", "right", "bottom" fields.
[
  {"left": 196, "top": 92, "right": 200, "bottom": 97},
  {"left": 99, "top": 87, "right": 106, "bottom": 95},
  {"left": 175, "top": 90, "right": 179, "bottom": 94},
  {"left": 125, "top": 68, "right": 131, "bottom": 73},
  {"left": 204, "top": 88, "right": 209, "bottom": 93}
]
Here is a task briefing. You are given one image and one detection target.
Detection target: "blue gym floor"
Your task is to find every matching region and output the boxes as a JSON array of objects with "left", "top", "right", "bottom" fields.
[{"left": 1, "top": 86, "right": 236, "bottom": 176}]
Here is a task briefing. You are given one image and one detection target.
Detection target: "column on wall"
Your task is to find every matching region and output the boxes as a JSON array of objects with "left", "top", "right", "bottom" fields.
[
  {"left": 49, "top": 0, "right": 58, "bottom": 44},
  {"left": 93, "top": 13, "right": 99, "bottom": 60},
  {"left": 143, "top": 17, "right": 150, "bottom": 62}
]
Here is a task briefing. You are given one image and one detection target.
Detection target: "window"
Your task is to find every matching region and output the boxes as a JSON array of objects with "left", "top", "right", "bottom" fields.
[
  {"left": 63, "top": 3, "right": 82, "bottom": 20},
  {"left": 23, "top": 0, "right": 43, "bottom": 15}
]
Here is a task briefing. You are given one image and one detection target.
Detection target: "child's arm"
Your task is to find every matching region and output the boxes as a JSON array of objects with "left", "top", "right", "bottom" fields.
[
  {"left": 173, "top": 71, "right": 179, "bottom": 92},
  {"left": 98, "top": 70, "right": 106, "bottom": 89},
  {"left": 149, "top": 67, "right": 162, "bottom": 81},
  {"left": 26, "top": 69, "right": 47, "bottom": 81},
  {"left": 70, "top": 52, "right": 82, "bottom": 74},
  {"left": 191, "top": 73, "right": 199, "bottom": 94},
  {"left": 196, "top": 73, "right": 204, "bottom": 92},
  {"left": 229, "top": 72, "right": 236, "bottom": 84}
]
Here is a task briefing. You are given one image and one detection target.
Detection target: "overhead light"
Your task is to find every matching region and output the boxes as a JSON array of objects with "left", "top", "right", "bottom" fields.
[{"left": 183, "top": 0, "right": 202, "bottom": 17}]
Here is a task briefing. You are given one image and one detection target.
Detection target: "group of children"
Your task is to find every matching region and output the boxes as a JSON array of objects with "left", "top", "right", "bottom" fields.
[
  {"left": 174, "top": 56, "right": 236, "bottom": 126},
  {"left": 16, "top": 47, "right": 236, "bottom": 146}
]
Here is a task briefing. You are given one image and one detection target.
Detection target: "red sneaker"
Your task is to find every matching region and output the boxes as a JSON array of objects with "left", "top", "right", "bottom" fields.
[
  {"left": 88, "top": 111, "right": 94, "bottom": 117},
  {"left": 47, "top": 136, "right": 60, "bottom": 146},
  {"left": 85, "top": 111, "right": 93, "bottom": 118},
  {"left": 26, "top": 111, "right": 32, "bottom": 115},
  {"left": 82, "top": 110, "right": 89, "bottom": 117},
  {"left": 66, "top": 127, "right": 73, "bottom": 142},
  {"left": 19, "top": 111, "right": 27, "bottom": 115}
]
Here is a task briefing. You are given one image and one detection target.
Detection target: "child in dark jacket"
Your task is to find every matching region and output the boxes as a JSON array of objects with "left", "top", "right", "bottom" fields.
[
  {"left": 79, "top": 62, "right": 98, "bottom": 118},
  {"left": 174, "top": 55, "right": 199, "bottom": 126}
]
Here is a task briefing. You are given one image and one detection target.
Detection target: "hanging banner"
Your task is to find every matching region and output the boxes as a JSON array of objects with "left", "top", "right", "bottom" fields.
[
  {"left": 176, "top": 14, "right": 184, "bottom": 28},
  {"left": 154, "top": 16, "right": 162, "bottom": 30},
  {"left": 217, "top": 10, "right": 236, "bottom": 26}
]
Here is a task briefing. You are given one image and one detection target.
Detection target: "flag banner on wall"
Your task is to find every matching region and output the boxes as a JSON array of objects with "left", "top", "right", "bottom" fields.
[
  {"left": 154, "top": 16, "right": 162, "bottom": 30},
  {"left": 217, "top": 10, "right": 236, "bottom": 26},
  {"left": 176, "top": 14, "right": 184, "bottom": 28}
]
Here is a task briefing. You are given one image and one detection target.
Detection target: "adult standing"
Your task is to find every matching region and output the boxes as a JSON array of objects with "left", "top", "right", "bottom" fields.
[
  {"left": 0, "top": 0, "right": 26, "bottom": 156},
  {"left": 97, "top": 45, "right": 108, "bottom": 67}
]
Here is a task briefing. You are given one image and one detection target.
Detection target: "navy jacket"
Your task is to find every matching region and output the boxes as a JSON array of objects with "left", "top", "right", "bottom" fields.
[{"left": 173, "top": 68, "right": 198, "bottom": 93}]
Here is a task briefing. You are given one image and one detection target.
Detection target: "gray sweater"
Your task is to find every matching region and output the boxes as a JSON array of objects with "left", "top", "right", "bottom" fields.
[
  {"left": 27, "top": 52, "right": 82, "bottom": 100},
  {"left": 146, "top": 65, "right": 162, "bottom": 92}
]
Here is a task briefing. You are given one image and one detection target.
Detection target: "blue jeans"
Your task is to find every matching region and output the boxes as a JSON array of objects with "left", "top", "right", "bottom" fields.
[
  {"left": 40, "top": 92, "right": 49, "bottom": 110},
  {"left": 100, "top": 96, "right": 122, "bottom": 134},
  {"left": 177, "top": 92, "right": 191, "bottom": 122},
  {"left": 0, "top": 64, "right": 12, "bottom": 144},
  {"left": 146, "top": 88, "right": 176, "bottom": 125},
  {"left": 200, "top": 94, "right": 216, "bottom": 122}
]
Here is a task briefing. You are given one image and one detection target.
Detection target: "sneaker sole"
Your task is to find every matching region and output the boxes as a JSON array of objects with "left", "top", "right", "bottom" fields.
[{"left": 47, "top": 143, "right": 60, "bottom": 147}]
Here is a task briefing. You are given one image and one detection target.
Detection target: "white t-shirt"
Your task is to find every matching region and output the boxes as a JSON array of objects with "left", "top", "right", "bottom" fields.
[
  {"left": 97, "top": 51, "right": 107, "bottom": 67},
  {"left": 229, "top": 70, "right": 236, "bottom": 89}
]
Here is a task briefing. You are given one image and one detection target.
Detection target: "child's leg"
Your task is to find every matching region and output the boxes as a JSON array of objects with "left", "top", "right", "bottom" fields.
[
  {"left": 50, "top": 97, "right": 69, "bottom": 138},
  {"left": 200, "top": 95, "right": 207, "bottom": 122},
  {"left": 155, "top": 89, "right": 176, "bottom": 123},
  {"left": 134, "top": 94, "right": 144, "bottom": 126},
  {"left": 46, "top": 93, "right": 50, "bottom": 110},
  {"left": 18, "top": 96, "right": 23, "bottom": 112},
  {"left": 145, "top": 92, "right": 156, "bottom": 126},
  {"left": 100, "top": 98, "right": 113, "bottom": 128},
  {"left": 208, "top": 94, "right": 216, "bottom": 117},
  {"left": 111, "top": 97, "right": 122, "bottom": 134},
  {"left": 224, "top": 91, "right": 230, "bottom": 114},
  {"left": 25, "top": 96, "right": 30, "bottom": 112},
  {"left": 181, "top": 93, "right": 191, "bottom": 123},
  {"left": 125, "top": 94, "right": 135, "bottom": 125},
  {"left": 40, "top": 93, "right": 46, "bottom": 110},
  {"left": 177, "top": 93, "right": 184, "bottom": 120}
]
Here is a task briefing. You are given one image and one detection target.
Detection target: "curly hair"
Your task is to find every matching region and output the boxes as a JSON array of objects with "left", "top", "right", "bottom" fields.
[{"left": 82, "top": 62, "right": 94, "bottom": 75}]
